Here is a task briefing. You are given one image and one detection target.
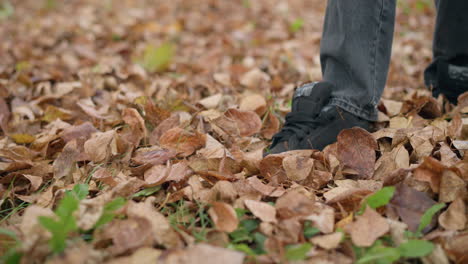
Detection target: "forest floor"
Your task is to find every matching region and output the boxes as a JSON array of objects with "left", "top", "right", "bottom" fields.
[{"left": 0, "top": 0, "right": 467, "bottom": 263}]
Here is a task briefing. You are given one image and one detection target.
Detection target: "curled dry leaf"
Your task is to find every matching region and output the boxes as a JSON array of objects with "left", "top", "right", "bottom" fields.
[
  {"left": 121, "top": 108, "right": 146, "bottom": 148},
  {"left": 310, "top": 232, "right": 343, "bottom": 250},
  {"left": 246, "top": 176, "right": 285, "bottom": 197},
  {"left": 413, "top": 157, "right": 445, "bottom": 193},
  {"left": 131, "top": 148, "right": 176, "bottom": 166},
  {"left": 60, "top": 122, "right": 98, "bottom": 143},
  {"left": 346, "top": 206, "right": 390, "bottom": 247},
  {"left": 337, "top": 127, "right": 378, "bottom": 179},
  {"left": 198, "top": 93, "right": 222, "bottom": 109},
  {"left": 84, "top": 130, "right": 118, "bottom": 163},
  {"left": 53, "top": 140, "right": 80, "bottom": 179},
  {"left": 439, "top": 169, "right": 466, "bottom": 203},
  {"left": 103, "top": 217, "right": 153, "bottom": 255},
  {"left": 438, "top": 198, "right": 466, "bottom": 231},
  {"left": 239, "top": 93, "right": 267, "bottom": 116},
  {"left": 276, "top": 190, "right": 316, "bottom": 220},
  {"left": 239, "top": 68, "right": 270, "bottom": 89},
  {"left": 244, "top": 199, "right": 277, "bottom": 223},
  {"left": 23, "top": 174, "right": 43, "bottom": 192},
  {"left": 282, "top": 155, "right": 314, "bottom": 181},
  {"left": 106, "top": 247, "right": 162, "bottom": 264},
  {"left": 144, "top": 164, "right": 170, "bottom": 186},
  {"left": 0, "top": 96, "right": 10, "bottom": 133},
  {"left": 208, "top": 202, "right": 239, "bottom": 232},
  {"left": 162, "top": 243, "right": 244, "bottom": 264},
  {"left": 159, "top": 127, "right": 206, "bottom": 157},
  {"left": 224, "top": 109, "right": 262, "bottom": 137},
  {"left": 381, "top": 99, "right": 403, "bottom": 117},
  {"left": 304, "top": 203, "right": 335, "bottom": 234},
  {"left": 92, "top": 168, "right": 118, "bottom": 187},
  {"left": 389, "top": 183, "right": 437, "bottom": 232},
  {"left": 261, "top": 111, "right": 280, "bottom": 139},
  {"left": 149, "top": 113, "right": 181, "bottom": 145},
  {"left": 126, "top": 199, "right": 182, "bottom": 248}
]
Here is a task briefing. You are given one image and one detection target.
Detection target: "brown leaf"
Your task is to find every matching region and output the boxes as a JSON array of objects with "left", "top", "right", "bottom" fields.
[
  {"left": 144, "top": 164, "right": 170, "bottom": 186},
  {"left": 443, "top": 232, "right": 468, "bottom": 263},
  {"left": 439, "top": 169, "right": 466, "bottom": 203},
  {"left": 438, "top": 198, "right": 466, "bottom": 231},
  {"left": 0, "top": 96, "right": 10, "bottom": 133},
  {"left": 162, "top": 243, "right": 244, "bottom": 264},
  {"left": 282, "top": 155, "right": 314, "bottom": 181},
  {"left": 310, "top": 232, "right": 343, "bottom": 250},
  {"left": 131, "top": 148, "right": 176, "bottom": 166},
  {"left": 198, "top": 93, "right": 222, "bottom": 109},
  {"left": 105, "top": 247, "right": 162, "bottom": 264},
  {"left": 244, "top": 199, "right": 277, "bottom": 223},
  {"left": 104, "top": 217, "right": 153, "bottom": 255},
  {"left": 239, "top": 94, "right": 267, "bottom": 116},
  {"left": 208, "top": 202, "right": 239, "bottom": 232},
  {"left": 246, "top": 176, "right": 285, "bottom": 197},
  {"left": 276, "top": 190, "right": 316, "bottom": 219},
  {"left": 413, "top": 157, "right": 445, "bottom": 193},
  {"left": 159, "top": 127, "right": 206, "bottom": 157},
  {"left": 60, "top": 122, "right": 98, "bottom": 143},
  {"left": 239, "top": 68, "right": 270, "bottom": 89},
  {"left": 224, "top": 109, "right": 262, "bottom": 137},
  {"left": 381, "top": 99, "right": 403, "bottom": 117},
  {"left": 144, "top": 100, "right": 171, "bottom": 126},
  {"left": 304, "top": 203, "right": 335, "bottom": 233},
  {"left": 126, "top": 199, "right": 182, "bottom": 248},
  {"left": 92, "top": 168, "right": 118, "bottom": 187},
  {"left": 53, "top": 140, "right": 80, "bottom": 179},
  {"left": 337, "top": 127, "right": 378, "bottom": 179},
  {"left": 149, "top": 114, "right": 181, "bottom": 145},
  {"left": 84, "top": 130, "right": 118, "bottom": 163},
  {"left": 389, "top": 183, "right": 437, "bottom": 232},
  {"left": 23, "top": 174, "right": 43, "bottom": 192},
  {"left": 121, "top": 108, "right": 146, "bottom": 148},
  {"left": 346, "top": 206, "right": 390, "bottom": 247},
  {"left": 448, "top": 113, "right": 463, "bottom": 138},
  {"left": 260, "top": 111, "right": 280, "bottom": 139}
]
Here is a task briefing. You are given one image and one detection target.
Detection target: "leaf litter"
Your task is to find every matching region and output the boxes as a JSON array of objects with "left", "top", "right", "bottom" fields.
[{"left": 0, "top": 0, "right": 467, "bottom": 263}]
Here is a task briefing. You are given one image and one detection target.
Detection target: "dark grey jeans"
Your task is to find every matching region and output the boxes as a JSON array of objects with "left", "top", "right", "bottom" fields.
[{"left": 320, "top": 0, "right": 468, "bottom": 121}]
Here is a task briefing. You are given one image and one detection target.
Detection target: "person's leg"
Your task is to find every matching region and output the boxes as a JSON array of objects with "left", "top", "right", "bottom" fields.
[
  {"left": 266, "top": 0, "right": 397, "bottom": 154},
  {"left": 321, "top": 0, "right": 397, "bottom": 121},
  {"left": 424, "top": 0, "right": 468, "bottom": 104}
]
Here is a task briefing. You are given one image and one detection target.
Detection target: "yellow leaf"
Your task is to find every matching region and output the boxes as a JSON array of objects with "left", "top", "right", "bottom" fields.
[
  {"left": 138, "top": 43, "right": 174, "bottom": 73},
  {"left": 42, "top": 105, "right": 72, "bottom": 123},
  {"left": 10, "top": 133, "right": 35, "bottom": 144}
]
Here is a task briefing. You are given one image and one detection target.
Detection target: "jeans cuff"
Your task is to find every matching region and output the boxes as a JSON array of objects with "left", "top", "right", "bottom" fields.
[{"left": 328, "top": 97, "right": 378, "bottom": 121}]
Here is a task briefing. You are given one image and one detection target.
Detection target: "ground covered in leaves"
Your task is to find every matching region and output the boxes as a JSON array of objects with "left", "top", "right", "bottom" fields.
[{"left": 0, "top": 0, "right": 467, "bottom": 263}]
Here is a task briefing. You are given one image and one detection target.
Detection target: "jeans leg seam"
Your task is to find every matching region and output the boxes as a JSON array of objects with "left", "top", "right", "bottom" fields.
[
  {"left": 329, "top": 97, "right": 377, "bottom": 121},
  {"left": 370, "top": 0, "right": 385, "bottom": 106}
]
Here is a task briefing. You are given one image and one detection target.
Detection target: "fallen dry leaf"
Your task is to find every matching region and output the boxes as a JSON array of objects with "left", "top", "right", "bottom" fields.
[
  {"left": 84, "top": 130, "right": 118, "bottom": 163},
  {"left": 389, "top": 183, "right": 438, "bottom": 232},
  {"left": 239, "top": 93, "right": 267, "bottom": 116},
  {"left": 337, "top": 127, "right": 378, "bottom": 179},
  {"left": 126, "top": 198, "right": 182, "bottom": 248},
  {"left": 224, "top": 109, "right": 262, "bottom": 137},
  {"left": 310, "top": 232, "right": 343, "bottom": 250},
  {"left": 438, "top": 198, "right": 466, "bottom": 231},
  {"left": 162, "top": 243, "right": 244, "bottom": 264},
  {"left": 208, "top": 202, "right": 239, "bottom": 232},
  {"left": 346, "top": 206, "right": 390, "bottom": 247},
  {"left": 244, "top": 199, "right": 277, "bottom": 223},
  {"left": 282, "top": 155, "right": 314, "bottom": 181},
  {"left": 159, "top": 127, "right": 206, "bottom": 157}
]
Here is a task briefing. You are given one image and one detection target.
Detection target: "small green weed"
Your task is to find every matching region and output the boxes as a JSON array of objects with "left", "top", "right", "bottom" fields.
[{"left": 38, "top": 184, "right": 89, "bottom": 254}]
